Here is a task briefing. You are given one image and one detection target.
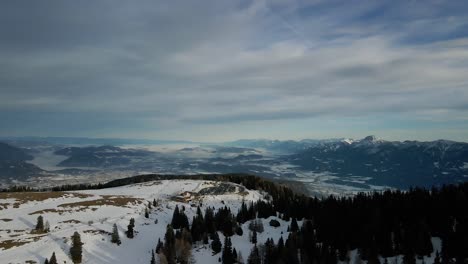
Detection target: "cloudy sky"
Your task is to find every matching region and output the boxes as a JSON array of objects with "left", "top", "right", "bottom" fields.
[{"left": 1, "top": 0, "right": 468, "bottom": 142}]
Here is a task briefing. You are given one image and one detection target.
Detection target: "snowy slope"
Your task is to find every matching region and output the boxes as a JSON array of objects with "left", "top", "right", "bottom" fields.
[{"left": 0, "top": 180, "right": 266, "bottom": 264}]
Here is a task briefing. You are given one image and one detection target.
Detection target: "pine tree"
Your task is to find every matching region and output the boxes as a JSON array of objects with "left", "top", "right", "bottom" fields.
[
  {"left": 247, "top": 245, "right": 261, "bottom": 264},
  {"left": 171, "top": 205, "right": 180, "bottom": 228},
  {"left": 156, "top": 238, "right": 163, "bottom": 254},
  {"left": 49, "top": 252, "right": 58, "bottom": 264},
  {"left": 153, "top": 198, "right": 157, "bottom": 207},
  {"left": 164, "top": 225, "right": 176, "bottom": 264},
  {"left": 44, "top": 221, "right": 50, "bottom": 233},
  {"left": 211, "top": 232, "right": 222, "bottom": 254},
  {"left": 251, "top": 230, "right": 257, "bottom": 244},
  {"left": 127, "top": 218, "right": 135, "bottom": 238},
  {"left": 111, "top": 223, "right": 121, "bottom": 245},
  {"left": 222, "top": 236, "right": 234, "bottom": 264},
  {"left": 44, "top": 258, "right": 49, "bottom": 264},
  {"left": 148, "top": 201, "right": 152, "bottom": 209},
  {"left": 151, "top": 250, "right": 156, "bottom": 264},
  {"left": 290, "top": 218, "right": 299, "bottom": 232},
  {"left": 145, "top": 207, "right": 150, "bottom": 218},
  {"left": 70, "top": 231, "right": 83, "bottom": 263},
  {"left": 264, "top": 238, "right": 276, "bottom": 264},
  {"left": 36, "top": 215, "right": 44, "bottom": 232},
  {"left": 233, "top": 248, "right": 238, "bottom": 262}
]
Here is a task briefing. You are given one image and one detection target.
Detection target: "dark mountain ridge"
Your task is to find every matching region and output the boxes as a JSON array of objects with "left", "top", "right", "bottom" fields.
[{"left": 289, "top": 136, "right": 468, "bottom": 188}]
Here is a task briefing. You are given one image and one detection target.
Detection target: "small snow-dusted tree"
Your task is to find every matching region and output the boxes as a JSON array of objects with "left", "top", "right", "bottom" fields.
[
  {"left": 44, "top": 221, "right": 50, "bottom": 233},
  {"left": 145, "top": 207, "right": 150, "bottom": 218},
  {"left": 70, "top": 231, "right": 83, "bottom": 263},
  {"left": 156, "top": 238, "right": 163, "bottom": 254},
  {"left": 127, "top": 218, "right": 135, "bottom": 238},
  {"left": 49, "top": 252, "right": 58, "bottom": 264},
  {"left": 36, "top": 215, "right": 44, "bottom": 232},
  {"left": 111, "top": 223, "right": 121, "bottom": 245}
]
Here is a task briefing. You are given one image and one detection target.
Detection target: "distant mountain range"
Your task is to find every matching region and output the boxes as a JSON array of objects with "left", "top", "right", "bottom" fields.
[
  {"left": 0, "top": 142, "right": 43, "bottom": 179},
  {"left": 287, "top": 136, "right": 468, "bottom": 188},
  {"left": 1, "top": 136, "right": 468, "bottom": 190},
  {"left": 226, "top": 138, "right": 343, "bottom": 153}
]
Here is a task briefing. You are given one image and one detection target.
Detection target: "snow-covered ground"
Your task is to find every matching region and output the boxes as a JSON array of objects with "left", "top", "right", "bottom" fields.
[
  {"left": 0, "top": 180, "right": 265, "bottom": 264},
  {"left": 0, "top": 179, "right": 442, "bottom": 264}
]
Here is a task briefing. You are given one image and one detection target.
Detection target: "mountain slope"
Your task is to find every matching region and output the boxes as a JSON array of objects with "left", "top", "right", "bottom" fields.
[
  {"left": 0, "top": 179, "right": 265, "bottom": 264},
  {"left": 0, "top": 142, "right": 43, "bottom": 180},
  {"left": 288, "top": 136, "right": 468, "bottom": 188}
]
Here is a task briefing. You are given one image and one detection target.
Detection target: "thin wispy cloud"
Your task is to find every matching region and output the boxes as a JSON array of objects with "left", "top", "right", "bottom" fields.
[{"left": 1, "top": 0, "right": 467, "bottom": 141}]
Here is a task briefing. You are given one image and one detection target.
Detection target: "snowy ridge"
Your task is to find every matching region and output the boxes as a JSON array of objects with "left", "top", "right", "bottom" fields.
[{"left": 0, "top": 180, "right": 264, "bottom": 264}]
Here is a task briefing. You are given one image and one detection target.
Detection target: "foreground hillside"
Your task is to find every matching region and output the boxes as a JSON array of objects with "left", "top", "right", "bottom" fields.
[
  {"left": 1, "top": 174, "right": 467, "bottom": 264},
  {"left": 0, "top": 180, "right": 267, "bottom": 264}
]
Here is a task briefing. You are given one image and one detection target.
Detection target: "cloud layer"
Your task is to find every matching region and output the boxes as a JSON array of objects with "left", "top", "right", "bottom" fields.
[{"left": 1, "top": 0, "right": 468, "bottom": 141}]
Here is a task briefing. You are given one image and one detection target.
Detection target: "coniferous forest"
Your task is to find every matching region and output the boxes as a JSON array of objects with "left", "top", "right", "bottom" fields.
[
  {"left": 155, "top": 177, "right": 468, "bottom": 264},
  {"left": 77, "top": 174, "right": 467, "bottom": 264}
]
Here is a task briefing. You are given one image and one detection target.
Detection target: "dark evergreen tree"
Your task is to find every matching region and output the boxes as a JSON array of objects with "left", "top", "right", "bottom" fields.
[
  {"left": 49, "top": 252, "right": 58, "bottom": 264},
  {"left": 126, "top": 218, "right": 135, "bottom": 238},
  {"left": 211, "top": 232, "right": 222, "bottom": 254},
  {"left": 236, "top": 226, "right": 243, "bottom": 236},
  {"left": 145, "top": 207, "right": 149, "bottom": 218},
  {"left": 264, "top": 238, "right": 276, "bottom": 264},
  {"left": 251, "top": 230, "right": 257, "bottom": 244},
  {"left": 290, "top": 217, "right": 299, "bottom": 232},
  {"left": 247, "top": 245, "right": 261, "bottom": 264},
  {"left": 36, "top": 215, "right": 44, "bottom": 232},
  {"left": 205, "top": 207, "right": 216, "bottom": 235},
  {"left": 150, "top": 250, "right": 156, "bottom": 264},
  {"left": 171, "top": 205, "right": 180, "bottom": 228},
  {"left": 70, "top": 231, "right": 83, "bottom": 264},
  {"left": 163, "top": 225, "right": 176, "bottom": 264},
  {"left": 222, "top": 236, "right": 234, "bottom": 264},
  {"left": 155, "top": 238, "right": 163, "bottom": 254},
  {"left": 191, "top": 206, "right": 206, "bottom": 242},
  {"left": 111, "top": 223, "right": 121, "bottom": 245},
  {"left": 232, "top": 248, "right": 238, "bottom": 262},
  {"left": 44, "top": 258, "right": 49, "bottom": 264}
]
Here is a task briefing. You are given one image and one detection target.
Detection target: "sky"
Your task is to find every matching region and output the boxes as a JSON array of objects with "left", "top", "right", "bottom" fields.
[{"left": 1, "top": 0, "right": 468, "bottom": 142}]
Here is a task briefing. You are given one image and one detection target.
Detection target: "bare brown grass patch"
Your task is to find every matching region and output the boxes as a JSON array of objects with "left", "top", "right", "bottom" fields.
[
  {"left": 0, "top": 192, "right": 92, "bottom": 208},
  {"left": 58, "top": 195, "right": 143, "bottom": 209}
]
